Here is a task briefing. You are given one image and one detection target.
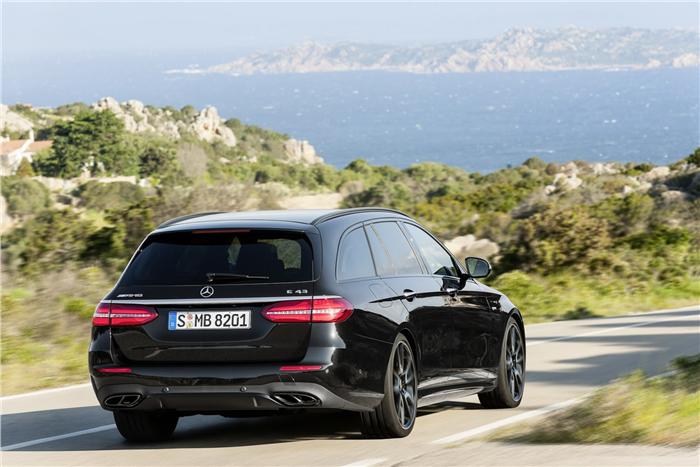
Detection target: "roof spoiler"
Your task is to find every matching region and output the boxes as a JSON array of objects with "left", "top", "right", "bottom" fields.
[{"left": 157, "top": 211, "right": 226, "bottom": 229}]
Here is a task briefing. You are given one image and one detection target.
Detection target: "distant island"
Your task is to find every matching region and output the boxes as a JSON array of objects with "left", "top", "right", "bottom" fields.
[{"left": 167, "top": 27, "right": 700, "bottom": 76}]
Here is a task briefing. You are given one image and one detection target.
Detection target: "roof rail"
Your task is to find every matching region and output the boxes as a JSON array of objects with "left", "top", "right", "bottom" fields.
[
  {"left": 311, "top": 207, "right": 409, "bottom": 225},
  {"left": 157, "top": 211, "right": 226, "bottom": 229}
]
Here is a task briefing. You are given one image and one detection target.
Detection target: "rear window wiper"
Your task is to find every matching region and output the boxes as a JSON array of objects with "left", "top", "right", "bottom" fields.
[{"left": 206, "top": 272, "right": 270, "bottom": 283}]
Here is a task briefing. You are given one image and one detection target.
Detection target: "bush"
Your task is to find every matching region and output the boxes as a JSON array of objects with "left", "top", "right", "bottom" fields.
[
  {"left": 0, "top": 177, "right": 51, "bottom": 217},
  {"left": 624, "top": 226, "right": 691, "bottom": 252},
  {"left": 62, "top": 297, "right": 94, "bottom": 320},
  {"left": 82, "top": 203, "right": 155, "bottom": 267},
  {"left": 3, "top": 209, "right": 94, "bottom": 274},
  {"left": 686, "top": 147, "right": 700, "bottom": 166},
  {"left": 15, "top": 159, "right": 36, "bottom": 177},
  {"left": 502, "top": 206, "right": 612, "bottom": 273},
  {"left": 76, "top": 181, "right": 145, "bottom": 211},
  {"left": 139, "top": 145, "right": 186, "bottom": 185}
]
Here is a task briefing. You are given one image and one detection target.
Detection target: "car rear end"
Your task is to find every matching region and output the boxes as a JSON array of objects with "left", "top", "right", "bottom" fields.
[{"left": 89, "top": 220, "right": 376, "bottom": 415}]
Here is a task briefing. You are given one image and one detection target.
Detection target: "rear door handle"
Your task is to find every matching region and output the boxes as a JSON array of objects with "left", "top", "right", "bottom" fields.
[{"left": 403, "top": 289, "right": 416, "bottom": 301}]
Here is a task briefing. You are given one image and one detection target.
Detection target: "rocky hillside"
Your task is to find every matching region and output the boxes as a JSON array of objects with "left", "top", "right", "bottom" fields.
[
  {"left": 93, "top": 97, "right": 237, "bottom": 147},
  {"left": 0, "top": 99, "right": 323, "bottom": 168},
  {"left": 168, "top": 27, "right": 700, "bottom": 76}
]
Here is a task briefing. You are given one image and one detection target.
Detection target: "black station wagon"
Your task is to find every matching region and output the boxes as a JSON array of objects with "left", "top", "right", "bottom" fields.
[{"left": 89, "top": 208, "right": 526, "bottom": 441}]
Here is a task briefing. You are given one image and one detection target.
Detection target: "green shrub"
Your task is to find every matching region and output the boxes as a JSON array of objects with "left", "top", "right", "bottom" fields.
[
  {"left": 138, "top": 143, "right": 186, "bottom": 185},
  {"left": 686, "top": 148, "right": 700, "bottom": 166},
  {"left": 76, "top": 181, "right": 145, "bottom": 211},
  {"left": 502, "top": 206, "right": 612, "bottom": 273},
  {"left": 624, "top": 226, "right": 691, "bottom": 252},
  {"left": 62, "top": 297, "right": 94, "bottom": 320},
  {"left": 3, "top": 209, "right": 94, "bottom": 274},
  {"left": 1, "top": 177, "right": 51, "bottom": 217},
  {"left": 15, "top": 159, "right": 36, "bottom": 177}
]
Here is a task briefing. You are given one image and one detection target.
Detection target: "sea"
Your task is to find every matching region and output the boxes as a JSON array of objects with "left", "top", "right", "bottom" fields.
[{"left": 4, "top": 54, "right": 699, "bottom": 172}]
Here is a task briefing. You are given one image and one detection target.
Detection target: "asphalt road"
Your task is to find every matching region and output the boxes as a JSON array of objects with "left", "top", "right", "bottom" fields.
[{"left": 2, "top": 306, "right": 699, "bottom": 466}]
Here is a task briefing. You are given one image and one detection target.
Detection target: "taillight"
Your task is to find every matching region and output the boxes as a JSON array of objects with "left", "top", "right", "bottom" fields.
[
  {"left": 92, "top": 302, "right": 158, "bottom": 327},
  {"left": 261, "top": 298, "right": 353, "bottom": 323},
  {"left": 92, "top": 302, "right": 110, "bottom": 326}
]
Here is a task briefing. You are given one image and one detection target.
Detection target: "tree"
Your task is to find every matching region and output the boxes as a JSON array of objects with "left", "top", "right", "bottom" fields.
[
  {"left": 138, "top": 144, "right": 185, "bottom": 185},
  {"left": 37, "top": 110, "right": 138, "bottom": 177},
  {"left": 15, "top": 158, "right": 35, "bottom": 177}
]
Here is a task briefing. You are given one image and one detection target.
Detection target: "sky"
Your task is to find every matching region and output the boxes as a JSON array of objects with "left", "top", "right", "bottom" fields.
[{"left": 2, "top": 1, "right": 699, "bottom": 60}]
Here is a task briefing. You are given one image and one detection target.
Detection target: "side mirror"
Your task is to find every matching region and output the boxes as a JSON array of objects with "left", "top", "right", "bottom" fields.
[{"left": 465, "top": 257, "right": 491, "bottom": 278}]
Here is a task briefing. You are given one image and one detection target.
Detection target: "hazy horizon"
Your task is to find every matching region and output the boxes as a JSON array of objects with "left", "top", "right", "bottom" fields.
[{"left": 3, "top": 2, "right": 698, "bottom": 59}]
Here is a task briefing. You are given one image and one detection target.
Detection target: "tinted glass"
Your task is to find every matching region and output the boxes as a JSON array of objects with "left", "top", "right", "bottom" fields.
[
  {"left": 120, "top": 230, "right": 312, "bottom": 285},
  {"left": 337, "top": 227, "right": 375, "bottom": 280},
  {"left": 369, "top": 222, "right": 423, "bottom": 276},
  {"left": 405, "top": 224, "right": 459, "bottom": 277},
  {"left": 365, "top": 226, "right": 394, "bottom": 276}
]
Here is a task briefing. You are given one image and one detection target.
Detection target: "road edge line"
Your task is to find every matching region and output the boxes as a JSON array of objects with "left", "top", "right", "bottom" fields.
[
  {"left": 1, "top": 424, "right": 116, "bottom": 451},
  {"left": 341, "top": 458, "right": 389, "bottom": 467},
  {"left": 0, "top": 382, "right": 92, "bottom": 402},
  {"left": 525, "top": 304, "right": 700, "bottom": 328},
  {"left": 431, "top": 395, "right": 588, "bottom": 445},
  {"left": 527, "top": 312, "right": 700, "bottom": 347}
]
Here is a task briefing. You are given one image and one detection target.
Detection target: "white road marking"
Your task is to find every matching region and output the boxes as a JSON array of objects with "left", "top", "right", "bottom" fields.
[
  {"left": 0, "top": 382, "right": 91, "bottom": 401},
  {"left": 341, "top": 458, "right": 388, "bottom": 467},
  {"left": 524, "top": 304, "right": 699, "bottom": 328},
  {"left": 1, "top": 424, "right": 116, "bottom": 451},
  {"left": 527, "top": 312, "right": 700, "bottom": 347},
  {"left": 431, "top": 395, "right": 587, "bottom": 445}
]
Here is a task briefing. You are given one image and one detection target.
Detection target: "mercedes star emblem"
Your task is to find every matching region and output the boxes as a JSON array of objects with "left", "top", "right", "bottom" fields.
[{"left": 200, "top": 285, "right": 215, "bottom": 298}]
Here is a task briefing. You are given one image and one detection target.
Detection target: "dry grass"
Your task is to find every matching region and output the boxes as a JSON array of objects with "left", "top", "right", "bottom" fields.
[
  {"left": 493, "top": 355, "right": 700, "bottom": 447},
  {"left": 1, "top": 267, "right": 115, "bottom": 395}
]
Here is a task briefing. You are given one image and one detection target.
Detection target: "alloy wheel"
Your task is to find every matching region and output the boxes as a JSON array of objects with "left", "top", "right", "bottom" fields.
[
  {"left": 392, "top": 341, "right": 416, "bottom": 429},
  {"left": 505, "top": 324, "right": 524, "bottom": 401}
]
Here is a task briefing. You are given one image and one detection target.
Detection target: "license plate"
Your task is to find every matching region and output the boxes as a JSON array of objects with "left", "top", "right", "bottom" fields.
[{"left": 168, "top": 311, "right": 251, "bottom": 330}]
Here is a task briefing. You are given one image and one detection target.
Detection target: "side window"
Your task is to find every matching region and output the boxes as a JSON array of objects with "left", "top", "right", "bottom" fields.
[
  {"left": 337, "top": 227, "right": 376, "bottom": 280},
  {"left": 368, "top": 222, "right": 423, "bottom": 276},
  {"left": 404, "top": 224, "right": 460, "bottom": 277},
  {"left": 365, "top": 226, "right": 394, "bottom": 276}
]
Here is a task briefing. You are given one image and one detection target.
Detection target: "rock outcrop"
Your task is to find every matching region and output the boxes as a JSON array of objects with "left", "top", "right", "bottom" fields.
[
  {"left": 92, "top": 97, "right": 236, "bottom": 147},
  {"left": 673, "top": 53, "right": 700, "bottom": 68},
  {"left": 444, "top": 235, "right": 500, "bottom": 262},
  {"left": 544, "top": 172, "right": 583, "bottom": 194},
  {"left": 0, "top": 104, "right": 34, "bottom": 138},
  {"left": 640, "top": 166, "right": 671, "bottom": 182},
  {"left": 283, "top": 139, "right": 323, "bottom": 164}
]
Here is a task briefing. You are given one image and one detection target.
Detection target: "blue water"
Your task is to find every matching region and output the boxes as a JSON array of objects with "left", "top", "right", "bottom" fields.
[{"left": 5, "top": 55, "right": 699, "bottom": 172}]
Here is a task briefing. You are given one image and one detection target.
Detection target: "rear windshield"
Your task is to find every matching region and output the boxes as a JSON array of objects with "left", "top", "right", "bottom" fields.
[{"left": 119, "top": 230, "right": 313, "bottom": 286}]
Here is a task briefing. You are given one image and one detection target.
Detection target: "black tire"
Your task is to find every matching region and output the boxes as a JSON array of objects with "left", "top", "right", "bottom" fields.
[
  {"left": 360, "top": 334, "right": 417, "bottom": 438},
  {"left": 113, "top": 411, "right": 179, "bottom": 442},
  {"left": 479, "top": 317, "right": 525, "bottom": 409}
]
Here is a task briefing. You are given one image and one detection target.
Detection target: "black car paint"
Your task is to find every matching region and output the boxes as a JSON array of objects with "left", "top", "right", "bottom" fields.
[{"left": 89, "top": 208, "right": 524, "bottom": 414}]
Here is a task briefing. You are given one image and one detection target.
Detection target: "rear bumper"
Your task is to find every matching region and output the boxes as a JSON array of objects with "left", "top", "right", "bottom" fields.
[
  {"left": 95, "top": 380, "right": 375, "bottom": 413},
  {"left": 90, "top": 362, "right": 385, "bottom": 413}
]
